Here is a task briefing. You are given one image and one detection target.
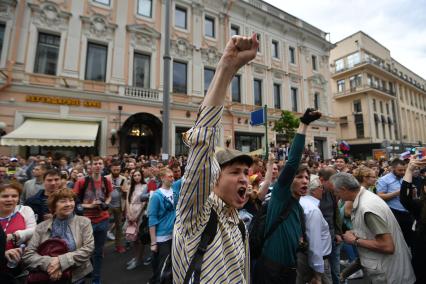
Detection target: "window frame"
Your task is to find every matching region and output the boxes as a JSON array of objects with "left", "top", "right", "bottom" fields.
[
  {"left": 137, "top": 0, "right": 153, "bottom": 18},
  {"left": 0, "top": 23, "right": 5, "bottom": 62},
  {"left": 133, "top": 52, "right": 151, "bottom": 88},
  {"left": 272, "top": 40, "right": 279, "bottom": 59},
  {"left": 85, "top": 41, "right": 108, "bottom": 82},
  {"left": 314, "top": 92, "right": 320, "bottom": 110},
  {"left": 253, "top": 79, "right": 262, "bottom": 106},
  {"left": 289, "top": 46, "right": 296, "bottom": 64},
  {"left": 173, "top": 60, "right": 188, "bottom": 94},
  {"left": 232, "top": 74, "right": 241, "bottom": 103},
  {"left": 273, "top": 83, "right": 281, "bottom": 109},
  {"left": 203, "top": 67, "right": 215, "bottom": 95},
  {"left": 291, "top": 87, "right": 298, "bottom": 112},
  {"left": 230, "top": 24, "right": 239, "bottom": 36},
  {"left": 204, "top": 15, "right": 215, "bottom": 38},
  {"left": 33, "top": 32, "right": 61, "bottom": 76},
  {"left": 92, "top": 0, "right": 111, "bottom": 6},
  {"left": 175, "top": 6, "right": 187, "bottom": 30},
  {"left": 312, "top": 55, "right": 317, "bottom": 71}
]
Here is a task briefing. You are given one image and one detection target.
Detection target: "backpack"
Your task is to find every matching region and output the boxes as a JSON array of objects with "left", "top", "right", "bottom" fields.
[
  {"left": 249, "top": 197, "right": 297, "bottom": 260},
  {"left": 75, "top": 176, "right": 110, "bottom": 215},
  {"left": 159, "top": 209, "right": 246, "bottom": 284}
]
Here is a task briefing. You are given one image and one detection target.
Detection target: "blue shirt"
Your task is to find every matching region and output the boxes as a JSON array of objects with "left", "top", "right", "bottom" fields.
[{"left": 376, "top": 172, "right": 407, "bottom": 212}]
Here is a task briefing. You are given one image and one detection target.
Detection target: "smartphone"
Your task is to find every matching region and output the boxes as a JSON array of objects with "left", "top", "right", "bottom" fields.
[{"left": 415, "top": 147, "right": 426, "bottom": 159}]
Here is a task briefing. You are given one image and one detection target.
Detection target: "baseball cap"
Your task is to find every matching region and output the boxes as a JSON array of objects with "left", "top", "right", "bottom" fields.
[
  {"left": 215, "top": 148, "right": 253, "bottom": 167},
  {"left": 10, "top": 157, "right": 18, "bottom": 162}
]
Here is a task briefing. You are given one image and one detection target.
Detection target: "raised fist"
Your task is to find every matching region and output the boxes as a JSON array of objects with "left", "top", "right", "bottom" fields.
[
  {"left": 300, "top": 108, "right": 322, "bottom": 125},
  {"left": 219, "top": 33, "right": 259, "bottom": 73}
]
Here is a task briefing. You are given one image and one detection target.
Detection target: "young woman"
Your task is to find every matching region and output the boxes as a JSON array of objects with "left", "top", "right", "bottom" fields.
[{"left": 125, "top": 169, "right": 148, "bottom": 270}]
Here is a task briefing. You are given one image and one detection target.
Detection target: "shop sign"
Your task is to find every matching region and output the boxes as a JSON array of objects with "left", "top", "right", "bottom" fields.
[{"left": 26, "top": 95, "right": 101, "bottom": 108}]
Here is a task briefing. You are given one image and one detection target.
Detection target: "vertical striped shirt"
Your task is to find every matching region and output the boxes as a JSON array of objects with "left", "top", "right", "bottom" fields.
[{"left": 172, "top": 106, "right": 249, "bottom": 283}]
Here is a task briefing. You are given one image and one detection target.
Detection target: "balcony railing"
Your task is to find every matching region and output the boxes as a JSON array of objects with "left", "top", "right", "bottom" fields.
[
  {"left": 120, "top": 86, "right": 162, "bottom": 101},
  {"left": 335, "top": 84, "right": 396, "bottom": 97}
]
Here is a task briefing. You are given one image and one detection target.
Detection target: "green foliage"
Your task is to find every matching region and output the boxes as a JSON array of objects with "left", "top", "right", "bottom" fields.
[{"left": 273, "top": 110, "right": 300, "bottom": 142}]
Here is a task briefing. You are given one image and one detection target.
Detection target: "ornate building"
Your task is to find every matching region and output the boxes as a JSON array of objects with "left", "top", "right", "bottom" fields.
[{"left": 0, "top": 0, "right": 336, "bottom": 159}]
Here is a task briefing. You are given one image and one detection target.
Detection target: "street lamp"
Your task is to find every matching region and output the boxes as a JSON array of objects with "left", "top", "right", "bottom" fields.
[{"left": 110, "top": 128, "right": 117, "bottom": 146}]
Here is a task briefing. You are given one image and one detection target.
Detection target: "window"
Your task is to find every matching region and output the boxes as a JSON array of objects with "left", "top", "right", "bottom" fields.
[
  {"left": 34, "top": 33, "right": 61, "bottom": 75},
  {"left": 349, "top": 74, "right": 362, "bottom": 90},
  {"left": 354, "top": 100, "right": 362, "bottom": 113},
  {"left": 230, "top": 25, "right": 239, "bottom": 36},
  {"left": 93, "top": 0, "right": 110, "bottom": 5},
  {"left": 367, "top": 74, "right": 373, "bottom": 86},
  {"left": 85, "top": 42, "right": 107, "bottom": 81},
  {"left": 133, "top": 53, "right": 150, "bottom": 88},
  {"left": 373, "top": 99, "right": 377, "bottom": 111},
  {"left": 137, "top": 0, "right": 152, "bottom": 17},
  {"left": 355, "top": 114, "right": 364, "bottom": 138},
  {"left": 205, "top": 16, "right": 215, "bottom": 38},
  {"left": 254, "top": 79, "right": 262, "bottom": 106},
  {"left": 256, "top": 34, "right": 261, "bottom": 52},
  {"left": 289, "top": 46, "right": 295, "bottom": 64},
  {"left": 175, "top": 6, "right": 187, "bottom": 29},
  {"left": 0, "top": 23, "right": 5, "bottom": 60},
  {"left": 204, "top": 67, "right": 215, "bottom": 95},
  {"left": 272, "top": 40, "right": 279, "bottom": 58},
  {"left": 386, "top": 103, "right": 390, "bottom": 115},
  {"left": 314, "top": 92, "right": 320, "bottom": 110},
  {"left": 232, "top": 75, "right": 241, "bottom": 103},
  {"left": 337, "top": 79, "right": 345, "bottom": 93},
  {"left": 173, "top": 61, "right": 187, "bottom": 94},
  {"left": 312, "top": 55, "right": 317, "bottom": 71},
  {"left": 273, "top": 83, "right": 281, "bottom": 109},
  {"left": 380, "top": 101, "right": 383, "bottom": 113},
  {"left": 335, "top": 59, "right": 344, "bottom": 72},
  {"left": 291, "top": 87, "right": 298, "bottom": 112},
  {"left": 175, "top": 127, "right": 190, "bottom": 156},
  {"left": 347, "top": 52, "right": 360, "bottom": 68}
]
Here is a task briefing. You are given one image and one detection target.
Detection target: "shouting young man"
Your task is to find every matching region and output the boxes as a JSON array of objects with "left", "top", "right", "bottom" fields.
[{"left": 172, "top": 34, "right": 258, "bottom": 283}]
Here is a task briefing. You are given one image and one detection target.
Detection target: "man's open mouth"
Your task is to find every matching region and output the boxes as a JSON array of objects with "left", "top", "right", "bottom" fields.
[{"left": 237, "top": 187, "right": 246, "bottom": 198}]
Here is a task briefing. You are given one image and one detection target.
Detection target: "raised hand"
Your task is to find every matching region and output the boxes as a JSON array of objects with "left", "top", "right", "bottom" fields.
[
  {"left": 220, "top": 33, "right": 259, "bottom": 74},
  {"left": 300, "top": 108, "right": 322, "bottom": 125}
]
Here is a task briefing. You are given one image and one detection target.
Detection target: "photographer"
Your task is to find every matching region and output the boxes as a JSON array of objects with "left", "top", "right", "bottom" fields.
[{"left": 73, "top": 157, "right": 112, "bottom": 284}]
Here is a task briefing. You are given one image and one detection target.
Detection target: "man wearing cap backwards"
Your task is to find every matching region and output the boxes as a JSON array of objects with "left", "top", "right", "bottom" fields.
[{"left": 172, "top": 34, "right": 258, "bottom": 284}]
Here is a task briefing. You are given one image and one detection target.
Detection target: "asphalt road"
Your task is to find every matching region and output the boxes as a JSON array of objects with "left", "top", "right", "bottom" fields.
[{"left": 101, "top": 239, "right": 368, "bottom": 284}]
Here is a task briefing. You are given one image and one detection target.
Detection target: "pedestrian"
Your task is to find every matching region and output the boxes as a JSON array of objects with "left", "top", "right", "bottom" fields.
[
  {"left": 172, "top": 34, "right": 258, "bottom": 283},
  {"left": 73, "top": 157, "right": 112, "bottom": 284},
  {"left": 331, "top": 172, "right": 415, "bottom": 284}
]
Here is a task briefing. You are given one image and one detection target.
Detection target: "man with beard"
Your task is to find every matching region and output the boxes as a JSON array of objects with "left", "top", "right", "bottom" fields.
[
  {"left": 376, "top": 158, "right": 413, "bottom": 247},
  {"left": 105, "top": 160, "right": 128, "bottom": 253}
]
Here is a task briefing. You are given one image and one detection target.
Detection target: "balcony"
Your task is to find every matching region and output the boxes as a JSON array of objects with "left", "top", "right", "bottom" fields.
[
  {"left": 119, "top": 86, "right": 162, "bottom": 101},
  {"left": 334, "top": 84, "right": 396, "bottom": 100}
]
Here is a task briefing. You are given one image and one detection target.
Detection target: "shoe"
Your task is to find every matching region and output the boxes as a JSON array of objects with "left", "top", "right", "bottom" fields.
[
  {"left": 340, "top": 259, "right": 349, "bottom": 266},
  {"left": 347, "top": 269, "right": 364, "bottom": 279},
  {"left": 107, "top": 231, "right": 115, "bottom": 241},
  {"left": 143, "top": 256, "right": 152, "bottom": 266},
  {"left": 126, "top": 257, "right": 136, "bottom": 266},
  {"left": 126, "top": 260, "right": 141, "bottom": 270},
  {"left": 115, "top": 246, "right": 126, "bottom": 253}
]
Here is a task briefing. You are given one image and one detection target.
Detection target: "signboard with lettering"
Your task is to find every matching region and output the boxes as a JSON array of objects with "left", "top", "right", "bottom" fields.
[{"left": 26, "top": 95, "right": 101, "bottom": 108}]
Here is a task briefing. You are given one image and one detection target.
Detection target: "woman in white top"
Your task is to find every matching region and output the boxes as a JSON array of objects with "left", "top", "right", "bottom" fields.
[{"left": 125, "top": 169, "right": 148, "bottom": 270}]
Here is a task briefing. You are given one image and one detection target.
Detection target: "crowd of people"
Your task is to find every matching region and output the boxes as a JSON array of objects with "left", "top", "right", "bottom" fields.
[{"left": 0, "top": 34, "right": 425, "bottom": 284}]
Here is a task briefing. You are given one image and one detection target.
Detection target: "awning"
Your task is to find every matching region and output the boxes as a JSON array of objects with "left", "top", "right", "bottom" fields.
[{"left": 0, "top": 119, "right": 99, "bottom": 147}]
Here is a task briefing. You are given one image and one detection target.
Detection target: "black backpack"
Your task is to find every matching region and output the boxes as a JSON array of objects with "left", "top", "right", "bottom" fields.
[
  {"left": 249, "top": 197, "right": 298, "bottom": 260},
  {"left": 160, "top": 209, "right": 246, "bottom": 284}
]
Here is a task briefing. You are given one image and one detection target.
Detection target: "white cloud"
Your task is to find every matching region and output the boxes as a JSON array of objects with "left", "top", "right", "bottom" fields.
[{"left": 264, "top": 0, "right": 426, "bottom": 79}]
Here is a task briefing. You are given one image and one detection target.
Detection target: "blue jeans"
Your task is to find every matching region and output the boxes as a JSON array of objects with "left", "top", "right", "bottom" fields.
[
  {"left": 91, "top": 219, "right": 109, "bottom": 281},
  {"left": 329, "top": 240, "right": 343, "bottom": 284},
  {"left": 342, "top": 243, "right": 358, "bottom": 263}
]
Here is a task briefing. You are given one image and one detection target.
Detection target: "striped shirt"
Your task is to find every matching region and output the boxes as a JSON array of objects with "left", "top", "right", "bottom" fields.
[{"left": 172, "top": 106, "right": 249, "bottom": 283}]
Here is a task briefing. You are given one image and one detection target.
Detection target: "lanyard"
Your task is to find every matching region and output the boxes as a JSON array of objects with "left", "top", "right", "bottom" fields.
[{"left": 0, "top": 205, "right": 20, "bottom": 233}]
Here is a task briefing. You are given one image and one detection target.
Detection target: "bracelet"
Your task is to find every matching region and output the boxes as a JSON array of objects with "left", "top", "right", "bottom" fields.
[{"left": 354, "top": 237, "right": 360, "bottom": 247}]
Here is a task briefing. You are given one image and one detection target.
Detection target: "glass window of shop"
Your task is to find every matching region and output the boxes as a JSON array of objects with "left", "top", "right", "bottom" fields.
[
  {"left": 235, "top": 132, "right": 263, "bottom": 153},
  {"left": 34, "top": 33, "right": 60, "bottom": 75}
]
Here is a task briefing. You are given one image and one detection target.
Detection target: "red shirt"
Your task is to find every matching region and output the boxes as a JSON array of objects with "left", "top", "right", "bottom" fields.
[
  {"left": 73, "top": 176, "right": 113, "bottom": 224},
  {"left": 0, "top": 211, "right": 26, "bottom": 250}
]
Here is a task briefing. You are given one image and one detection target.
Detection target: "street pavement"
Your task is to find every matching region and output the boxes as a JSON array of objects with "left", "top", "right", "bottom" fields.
[{"left": 101, "top": 239, "right": 368, "bottom": 284}]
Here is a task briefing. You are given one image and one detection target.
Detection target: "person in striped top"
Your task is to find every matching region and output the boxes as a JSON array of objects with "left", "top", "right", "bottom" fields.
[{"left": 172, "top": 34, "right": 258, "bottom": 283}]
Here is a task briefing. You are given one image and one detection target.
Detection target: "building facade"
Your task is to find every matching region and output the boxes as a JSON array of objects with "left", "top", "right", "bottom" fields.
[
  {"left": 0, "top": 0, "right": 336, "bottom": 159},
  {"left": 330, "top": 31, "right": 426, "bottom": 159}
]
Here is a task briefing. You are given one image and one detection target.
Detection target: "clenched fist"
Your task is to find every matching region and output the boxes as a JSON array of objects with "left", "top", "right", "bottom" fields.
[{"left": 219, "top": 33, "right": 259, "bottom": 74}]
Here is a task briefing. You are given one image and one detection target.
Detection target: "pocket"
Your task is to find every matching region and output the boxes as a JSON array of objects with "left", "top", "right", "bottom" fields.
[{"left": 360, "top": 257, "right": 387, "bottom": 282}]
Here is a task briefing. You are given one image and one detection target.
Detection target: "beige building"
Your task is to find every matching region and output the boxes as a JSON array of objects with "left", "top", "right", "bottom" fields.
[
  {"left": 330, "top": 31, "right": 426, "bottom": 159},
  {"left": 0, "top": 0, "right": 336, "bottom": 159}
]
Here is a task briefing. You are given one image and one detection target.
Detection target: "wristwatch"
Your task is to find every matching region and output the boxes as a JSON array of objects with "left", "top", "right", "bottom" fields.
[{"left": 354, "top": 236, "right": 360, "bottom": 247}]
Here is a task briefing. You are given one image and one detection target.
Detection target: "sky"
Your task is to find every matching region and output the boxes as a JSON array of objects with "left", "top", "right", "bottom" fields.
[{"left": 264, "top": 0, "right": 426, "bottom": 79}]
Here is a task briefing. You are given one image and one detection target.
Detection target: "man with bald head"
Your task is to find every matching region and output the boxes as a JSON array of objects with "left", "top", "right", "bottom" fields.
[{"left": 318, "top": 167, "right": 342, "bottom": 284}]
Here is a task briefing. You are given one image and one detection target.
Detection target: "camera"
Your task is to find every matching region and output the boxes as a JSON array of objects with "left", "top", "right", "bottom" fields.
[{"left": 99, "top": 202, "right": 109, "bottom": 211}]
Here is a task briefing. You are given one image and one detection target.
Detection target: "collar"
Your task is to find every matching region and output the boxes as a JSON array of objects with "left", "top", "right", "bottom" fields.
[
  {"left": 305, "top": 195, "right": 320, "bottom": 207},
  {"left": 210, "top": 192, "right": 240, "bottom": 225},
  {"left": 352, "top": 187, "right": 365, "bottom": 213}
]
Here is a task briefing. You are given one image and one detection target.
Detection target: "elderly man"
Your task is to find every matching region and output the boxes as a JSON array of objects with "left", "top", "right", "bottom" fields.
[
  {"left": 330, "top": 172, "right": 415, "bottom": 284},
  {"left": 297, "top": 176, "right": 332, "bottom": 284}
]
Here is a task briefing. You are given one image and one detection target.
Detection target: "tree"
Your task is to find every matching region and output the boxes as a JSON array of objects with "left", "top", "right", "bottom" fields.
[{"left": 273, "top": 110, "right": 300, "bottom": 143}]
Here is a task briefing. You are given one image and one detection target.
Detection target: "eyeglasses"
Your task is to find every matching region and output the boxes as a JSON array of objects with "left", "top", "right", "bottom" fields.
[{"left": 365, "top": 175, "right": 376, "bottom": 178}]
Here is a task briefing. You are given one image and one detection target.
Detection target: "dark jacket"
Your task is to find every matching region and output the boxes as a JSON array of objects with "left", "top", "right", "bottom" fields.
[{"left": 24, "top": 190, "right": 49, "bottom": 223}]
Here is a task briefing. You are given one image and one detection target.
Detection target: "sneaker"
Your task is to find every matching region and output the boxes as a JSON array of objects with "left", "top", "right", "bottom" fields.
[
  {"left": 143, "top": 256, "right": 152, "bottom": 266},
  {"left": 126, "top": 257, "right": 136, "bottom": 266},
  {"left": 126, "top": 260, "right": 141, "bottom": 270},
  {"left": 115, "top": 246, "right": 126, "bottom": 253},
  {"left": 347, "top": 269, "right": 364, "bottom": 279},
  {"left": 107, "top": 231, "right": 115, "bottom": 241},
  {"left": 339, "top": 259, "right": 350, "bottom": 266}
]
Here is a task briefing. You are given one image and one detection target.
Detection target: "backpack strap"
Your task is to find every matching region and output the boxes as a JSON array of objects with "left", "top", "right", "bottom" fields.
[
  {"left": 80, "top": 176, "right": 90, "bottom": 202},
  {"left": 263, "top": 197, "right": 296, "bottom": 242},
  {"left": 184, "top": 210, "right": 218, "bottom": 284}
]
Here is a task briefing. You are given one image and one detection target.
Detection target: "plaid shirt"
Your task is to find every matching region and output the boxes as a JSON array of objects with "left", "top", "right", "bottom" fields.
[{"left": 172, "top": 106, "right": 249, "bottom": 283}]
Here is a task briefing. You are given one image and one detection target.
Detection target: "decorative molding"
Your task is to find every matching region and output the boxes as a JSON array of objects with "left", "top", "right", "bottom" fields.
[
  {"left": 0, "top": 0, "right": 17, "bottom": 21},
  {"left": 28, "top": 1, "right": 71, "bottom": 31},
  {"left": 201, "top": 46, "right": 221, "bottom": 66},
  {"left": 171, "top": 38, "right": 193, "bottom": 60},
  {"left": 252, "top": 62, "right": 267, "bottom": 75},
  {"left": 127, "top": 24, "right": 161, "bottom": 51},
  {"left": 80, "top": 13, "right": 117, "bottom": 41}
]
